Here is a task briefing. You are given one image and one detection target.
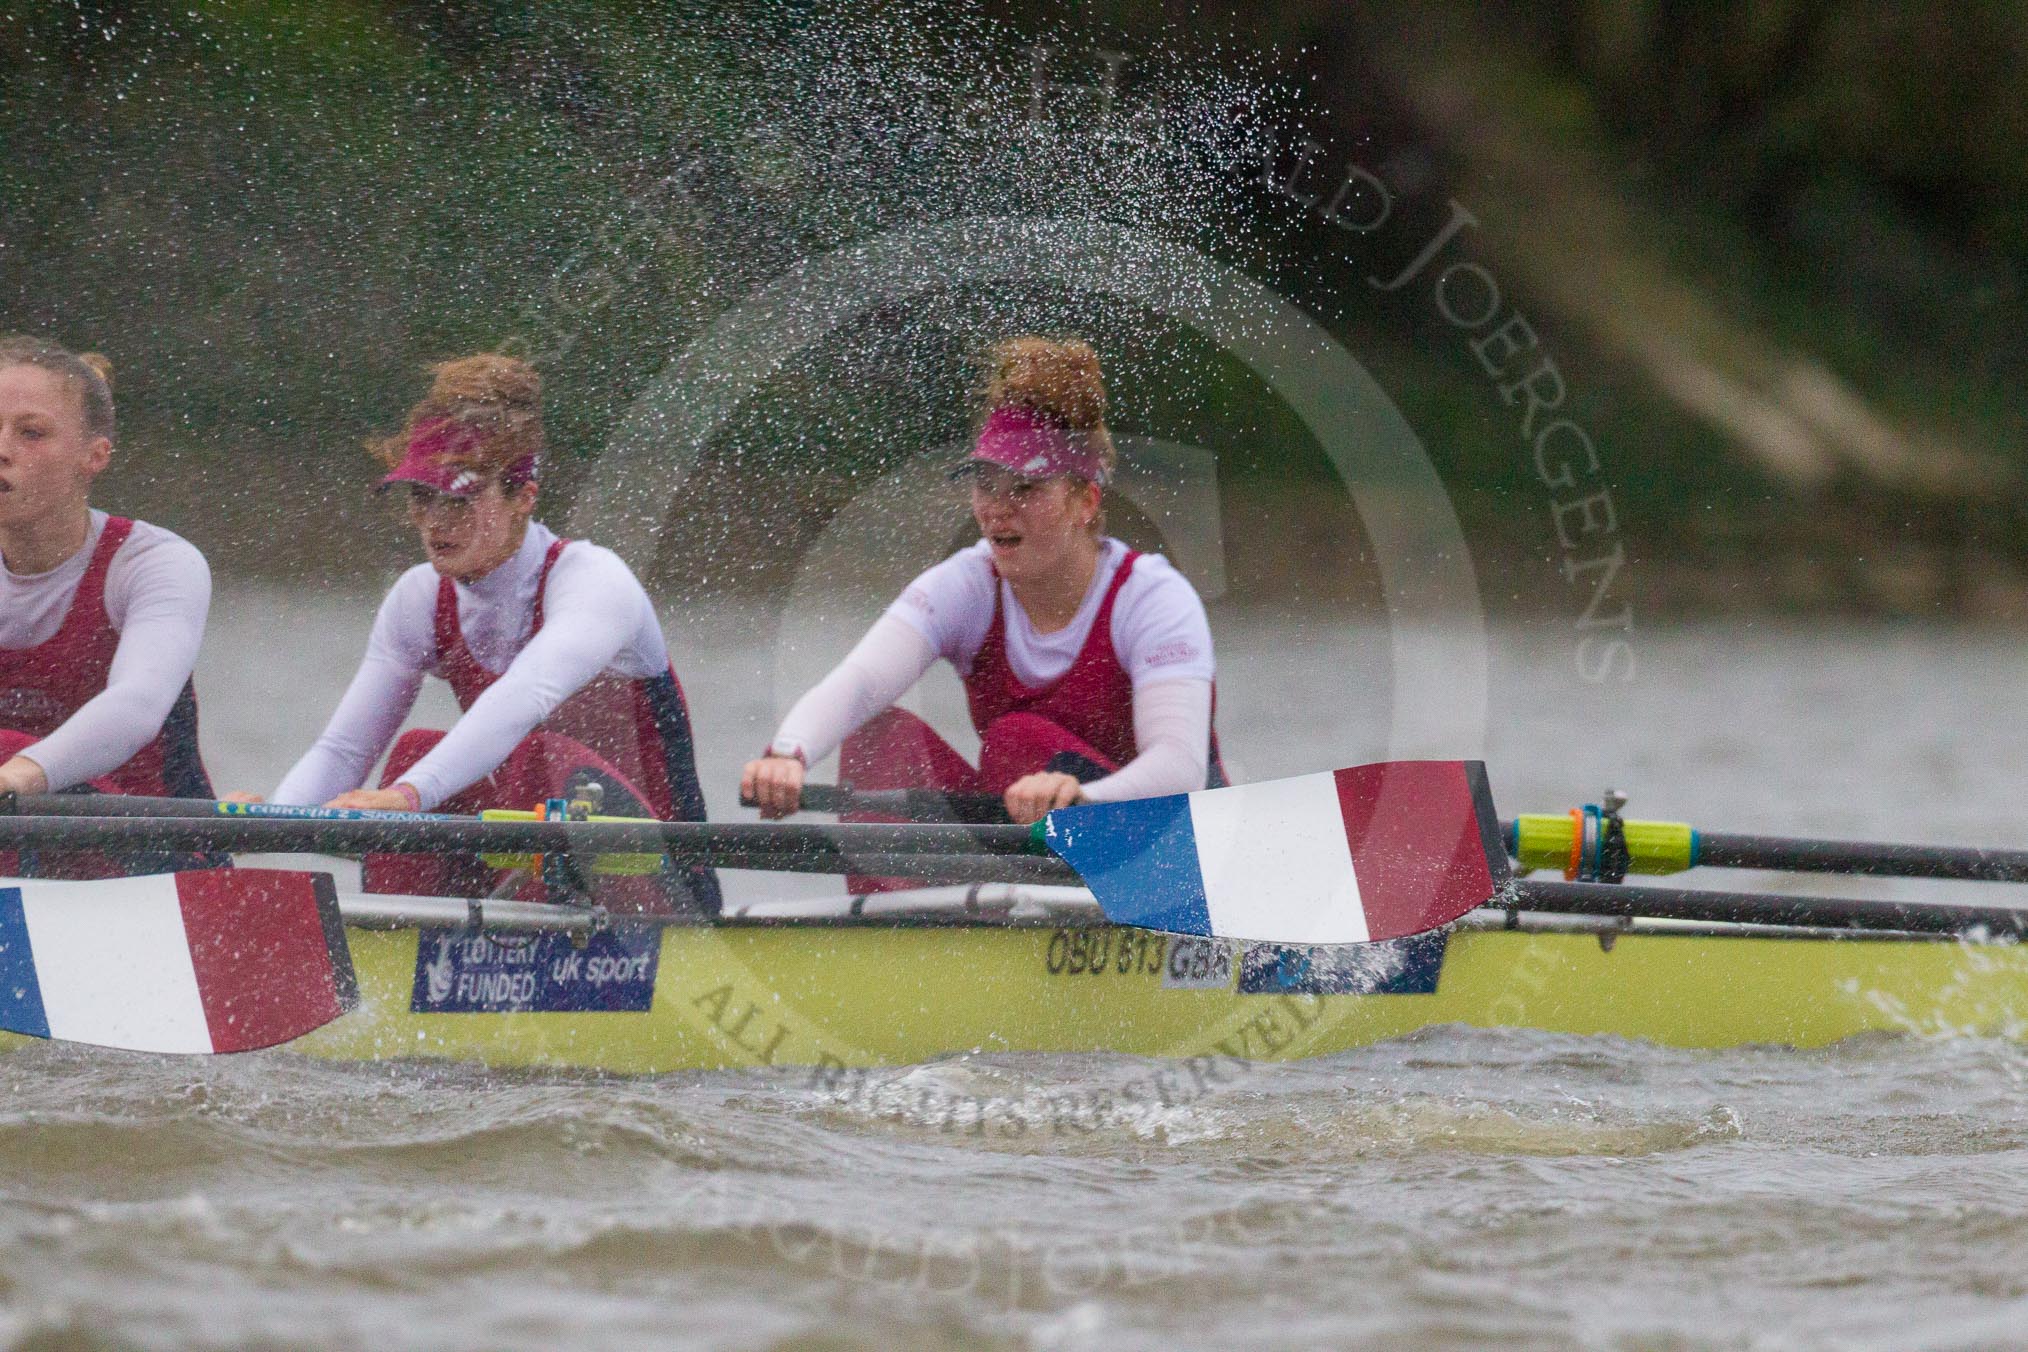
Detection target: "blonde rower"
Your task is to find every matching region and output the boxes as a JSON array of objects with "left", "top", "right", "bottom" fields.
[{"left": 0, "top": 337, "right": 214, "bottom": 833}]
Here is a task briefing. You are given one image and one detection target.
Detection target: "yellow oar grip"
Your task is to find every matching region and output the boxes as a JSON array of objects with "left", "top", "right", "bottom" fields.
[
  {"left": 1512, "top": 813, "right": 1696, "bottom": 875},
  {"left": 475, "top": 808, "right": 665, "bottom": 876}
]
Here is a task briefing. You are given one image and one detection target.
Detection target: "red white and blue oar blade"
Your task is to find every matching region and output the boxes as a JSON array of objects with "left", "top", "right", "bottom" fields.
[
  {"left": 1040, "top": 761, "right": 1508, "bottom": 945},
  {"left": 0, "top": 869, "right": 356, "bottom": 1054}
]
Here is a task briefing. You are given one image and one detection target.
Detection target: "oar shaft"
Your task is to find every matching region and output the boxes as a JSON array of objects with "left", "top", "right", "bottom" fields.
[
  {"left": 704, "top": 853, "right": 1074, "bottom": 882},
  {"left": 1692, "top": 832, "right": 2028, "bottom": 882},
  {"left": 1509, "top": 812, "right": 2028, "bottom": 883},
  {"left": 6, "top": 794, "right": 446, "bottom": 822},
  {"left": 1513, "top": 879, "right": 2028, "bottom": 938},
  {"left": 39, "top": 787, "right": 1023, "bottom": 826},
  {"left": 743, "top": 785, "right": 1013, "bottom": 823},
  {"left": 0, "top": 814, "right": 1044, "bottom": 858}
]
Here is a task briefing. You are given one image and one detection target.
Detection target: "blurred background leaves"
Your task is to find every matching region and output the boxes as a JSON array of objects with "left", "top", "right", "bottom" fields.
[{"left": 3, "top": 0, "right": 2025, "bottom": 614}]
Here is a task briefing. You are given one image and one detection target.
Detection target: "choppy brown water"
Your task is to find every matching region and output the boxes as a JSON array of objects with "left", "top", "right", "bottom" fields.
[
  {"left": 9, "top": 1034, "right": 2028, "bottom": 1350},
  {"left": 13, "top": 597, "right": 2028, "bottom": 1350}
]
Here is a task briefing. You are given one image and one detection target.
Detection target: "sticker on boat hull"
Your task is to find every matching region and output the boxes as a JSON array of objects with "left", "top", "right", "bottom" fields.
[
  {"left": 1236, "top": 931, "right": 1448, "bottom": 996},
  {"left": 1041, "top": 929, "right": 1238, "bottom": 989},
  {"left": 1037, "top": 928, "right": 1448, "bottom": 995},
  {"left": 410, "top": 925, "right": 661, "bottom": 1014},
  {"left": 1161, "top": 937, "right": 1235, "bottom": 990},
  {"left": 1043, "top": 927, "right": 1169, "bottom": 980}
]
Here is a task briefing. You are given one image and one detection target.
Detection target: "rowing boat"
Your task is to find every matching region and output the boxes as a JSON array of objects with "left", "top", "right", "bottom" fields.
[
  {"left": 6, "top": 767, "right": 2028, "bottom": 1070},
  {"left": 263, "top": 890, "right": 2028, "bottom": 1073}
]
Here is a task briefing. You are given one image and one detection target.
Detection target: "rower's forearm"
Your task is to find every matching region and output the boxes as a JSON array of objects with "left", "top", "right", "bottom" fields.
[
  {"left": 273, "top": 659, "right": 420, "bottom": 805},
  {"left": 31, "top": 585, "right": 209, "bottom": 792},
  {"left": 272, "top": 736, "right": 388, "bottom": 808},
  {"left": 26, "top": 680, "right": 178, "bottom": 793},
  {"left": 1079, "top": 741, "right": 1205, "bottom": 803},
  {"left": 770, "top": 617, "right": 935, "bottom": 765},
  {"left": 401, "top": 587, "right": 639, "bottom": 808},
  {"left": 1081, "top": 678, "right": 1212, "bottom": 803}
]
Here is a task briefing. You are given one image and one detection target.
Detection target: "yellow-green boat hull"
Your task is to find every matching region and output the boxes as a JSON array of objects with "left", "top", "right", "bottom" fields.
[{"left": 286, "top": 921, "right": 2028, "bottom": 1073}]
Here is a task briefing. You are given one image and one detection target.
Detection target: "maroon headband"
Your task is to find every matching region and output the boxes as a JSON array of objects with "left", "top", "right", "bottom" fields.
[
  {"left": 377, "top": 417, "right": 540, "bottom": 496},
  {"left": 958, "top": 405, "right": 1108, "bottom": 484}
]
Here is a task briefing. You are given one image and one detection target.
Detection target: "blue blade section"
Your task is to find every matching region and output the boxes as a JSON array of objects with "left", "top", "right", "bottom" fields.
[
  {"left": 1042, "top": 794, "right": 1213, "bottom": 937},
  {"left": 0, "top": 888, "right": 48, "bottom": 1040}
]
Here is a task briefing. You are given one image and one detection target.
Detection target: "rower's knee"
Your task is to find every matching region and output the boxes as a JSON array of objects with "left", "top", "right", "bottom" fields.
[
  {"left": 846, "top": 707, "right": 938, "bottom": 752},
  {"left": 980, "top": 713, "right": 1109, "bottom": 785},
  {"left": 380, "top": 728, "right": 446, "bottom": 787},
  {"left": 839, "top": 707, "right": 947, "bottom": 785}
]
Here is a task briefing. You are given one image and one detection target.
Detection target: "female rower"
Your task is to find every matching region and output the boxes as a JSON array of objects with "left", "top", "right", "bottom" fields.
[
  {"left": 0, "top": 337, "right": 214, "bottom": 829},
  {"left": 742, "top": 336, "right": 1225, "bottom": 858},
  {"left": 262, "top": 354, "right": 719, "bottom": 914}
]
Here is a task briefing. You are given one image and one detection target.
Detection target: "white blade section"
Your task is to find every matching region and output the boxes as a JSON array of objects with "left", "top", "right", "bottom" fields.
[
  {"left": 1187, "top": 772, "right": 1368, "bottom": 944},
  {"left": 21, "top": 875, "right": 211, "bottom": 1054}
]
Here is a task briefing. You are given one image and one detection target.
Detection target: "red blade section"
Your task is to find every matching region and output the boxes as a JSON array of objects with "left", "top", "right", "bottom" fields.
[
  {"left": 1333, "top": 761, "right": 1509, "bottom": 941},
  {"left": 175, "top": 869, "right": 356, "bottom": 1052}
]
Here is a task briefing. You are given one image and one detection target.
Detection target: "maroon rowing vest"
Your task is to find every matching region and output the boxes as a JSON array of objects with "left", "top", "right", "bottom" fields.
[
  {"left": 962, "top": 550, "right": 1226, "bottom": 786},
  {"left": 0, "top": 516, "right": 212, "bottom": 798},
  {"left": 432, "top": 536, "right": 708, "bottom": 825}
]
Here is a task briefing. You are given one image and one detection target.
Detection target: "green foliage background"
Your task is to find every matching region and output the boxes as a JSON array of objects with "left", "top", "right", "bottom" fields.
[{"left": 3, "top": 0, "right": 2024, "bottom": 609}]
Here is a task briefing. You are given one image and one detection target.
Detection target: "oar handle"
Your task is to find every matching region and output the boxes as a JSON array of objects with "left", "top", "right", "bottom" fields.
[
  {"left": 0, "top": 814, "right": 1048, "bottom": 858},
  {"left": 739, "top": 783, "right": 1012, "bottom": 823}
]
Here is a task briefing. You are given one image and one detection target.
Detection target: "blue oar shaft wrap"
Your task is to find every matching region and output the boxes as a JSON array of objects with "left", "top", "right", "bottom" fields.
[{"left": 218, "top": 802, "right": 452, "bottom": 823}]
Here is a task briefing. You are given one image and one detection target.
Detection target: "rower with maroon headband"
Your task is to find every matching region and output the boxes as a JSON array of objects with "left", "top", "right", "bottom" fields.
[
  {"left": 743, "top": 336, "right": 1226, "bottom": 871},
  {"left": 0, "top": 336, "right": 217, "bottom": 875},
  {"left": 254, "top": 354, "right": 719, "bottom": 914}
]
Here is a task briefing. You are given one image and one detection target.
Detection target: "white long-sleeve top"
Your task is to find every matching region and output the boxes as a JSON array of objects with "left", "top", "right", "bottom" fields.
[
  {"left": 272, "top": 522, "right": 671, "bottom": 810},
  {"left": 769, "top": 538, "right": 1217, "bottom": 802},
  {"left": 0, "top": 510, "right": 211, "bottom": 792}
]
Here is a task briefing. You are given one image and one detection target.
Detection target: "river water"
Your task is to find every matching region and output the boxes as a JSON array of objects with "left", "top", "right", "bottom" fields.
[{"left": 7, "top": 592, "right": 2028, "bottom": 1350}]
